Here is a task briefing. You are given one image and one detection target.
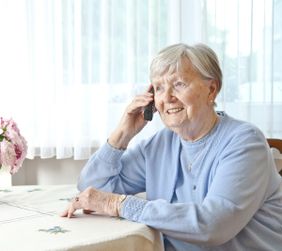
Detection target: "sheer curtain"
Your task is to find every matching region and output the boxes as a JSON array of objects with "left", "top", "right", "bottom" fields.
[
  {"left": 201, "top": 0, "right": 282, "bottom": 138},
  {"left": 0, "top": 0, "right": 174, "bottom": 159},
  {"left": 0, "top": 0, "right": 281, "bottom": 160}
]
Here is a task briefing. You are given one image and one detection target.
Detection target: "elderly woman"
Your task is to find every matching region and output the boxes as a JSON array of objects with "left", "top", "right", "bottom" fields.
[{"left": 62, "top": 43, "right": 282, "bottom": 250}]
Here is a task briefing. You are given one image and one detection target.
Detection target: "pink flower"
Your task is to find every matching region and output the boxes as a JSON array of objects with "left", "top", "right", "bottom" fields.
[{"left": 0, "top": 117, "right": 28, "bottom": 175}]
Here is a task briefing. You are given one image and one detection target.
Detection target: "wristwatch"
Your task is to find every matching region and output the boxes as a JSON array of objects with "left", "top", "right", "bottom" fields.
[{"left": 117, "top": 194, "right": 127, "bottom": 216}]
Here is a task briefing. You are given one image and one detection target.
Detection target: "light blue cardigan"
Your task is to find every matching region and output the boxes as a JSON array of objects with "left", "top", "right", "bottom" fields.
[{"left": 78, "top": 112, "right": 282, "bottom": 251}]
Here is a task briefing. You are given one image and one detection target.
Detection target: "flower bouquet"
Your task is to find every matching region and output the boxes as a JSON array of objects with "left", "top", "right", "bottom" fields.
[{"left": 0, "top": 117, "right": 28, "bottom": 174}]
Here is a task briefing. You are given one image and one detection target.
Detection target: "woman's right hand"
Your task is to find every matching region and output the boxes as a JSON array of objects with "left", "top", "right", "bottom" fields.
[{"left": 108, "top": 88, "right": 154, "bottom": 149}]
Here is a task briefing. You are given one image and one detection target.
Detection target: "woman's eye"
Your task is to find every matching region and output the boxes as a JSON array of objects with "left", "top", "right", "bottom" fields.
[
  {"left": 155, "top": 86, "right": 162, "bottom": 92},
  {"left": 174, "top": 82, "right": 186, "bottom": 88}
]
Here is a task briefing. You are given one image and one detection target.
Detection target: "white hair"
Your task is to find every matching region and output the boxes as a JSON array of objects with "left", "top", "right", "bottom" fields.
[{"left": 150, "top": 43, "right": 222, "bottom": 92}]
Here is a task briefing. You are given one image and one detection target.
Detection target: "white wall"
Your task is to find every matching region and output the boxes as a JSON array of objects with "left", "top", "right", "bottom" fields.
[{"left": 12, "top": 158, "right": 87, "bottom": 185}]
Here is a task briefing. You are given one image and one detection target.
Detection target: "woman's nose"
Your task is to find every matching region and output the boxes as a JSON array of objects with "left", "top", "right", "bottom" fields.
[{"left": 162, "top": 87, "right": 176, "bottom": 103}]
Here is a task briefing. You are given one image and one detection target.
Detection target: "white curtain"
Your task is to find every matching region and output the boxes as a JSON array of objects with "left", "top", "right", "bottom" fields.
[
  {"left": 0, "top": 0, "right": 172, "bottom": 159},
  {"left": 0, "top": 0, "right": 281, "bottom": 160},
  {"left": 201, "top": 0, "right": 282, "bottom": 138}
]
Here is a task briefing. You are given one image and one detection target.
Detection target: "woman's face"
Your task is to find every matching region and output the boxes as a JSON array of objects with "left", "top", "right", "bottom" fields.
[{"left": 152, "top": 58, "right": 217, "bottom": 133}]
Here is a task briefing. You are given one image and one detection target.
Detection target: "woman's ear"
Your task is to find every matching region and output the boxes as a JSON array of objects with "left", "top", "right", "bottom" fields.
[
  {"left": 208, "top": 79, "right": 218, "bottom": 99},
  {"left": 207, "top": 80, "right": 218, "bottom": 106}
]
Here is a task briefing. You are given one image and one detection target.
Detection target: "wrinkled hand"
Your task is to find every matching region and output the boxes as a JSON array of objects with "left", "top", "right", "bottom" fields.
[
  {"left": 108, "top": 86, "right": 154, "bottom": 149},
  {"left": 60, "top": 187, "right": 122, "bottom": 218}
]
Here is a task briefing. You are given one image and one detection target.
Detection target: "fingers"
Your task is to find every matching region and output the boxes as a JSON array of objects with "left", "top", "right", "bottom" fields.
[
  {"left": 60, "top": 196, "right": 81, "bottom": 218},
  {"left": 60, "top": 188, "right": 121, "bottom": 218},
  {"left": 133, "top": 94, "right": 153, "bottom": 104},
  {"left": 146, "top": 84, "right": 154, "bottom": 92},
  {"left": 60, "top": 209, "right": 69, "bottom": 217},
  {"left": 66, "top": 203, "right": 77, "bottom": 218},
  {"left": 60, "top": 206, "right": 76, "bottom": 218},
  {"left": 127, "top": 94, "right": 154, "bottom": 114}
]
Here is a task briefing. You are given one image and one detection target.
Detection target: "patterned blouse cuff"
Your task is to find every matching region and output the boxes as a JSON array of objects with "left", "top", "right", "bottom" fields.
[{"left": 119, "top": 195, "right": 148, "bottom": 221}]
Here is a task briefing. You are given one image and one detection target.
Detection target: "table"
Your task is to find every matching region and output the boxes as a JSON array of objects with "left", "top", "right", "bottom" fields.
[{"left": 0, "top": 185, "right": 164, "bottom": 251}]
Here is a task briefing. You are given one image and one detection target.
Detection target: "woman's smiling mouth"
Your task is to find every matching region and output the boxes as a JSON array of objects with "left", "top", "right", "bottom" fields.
[{"left": 166, "top": 108, "right": 184, "bottom": 114}]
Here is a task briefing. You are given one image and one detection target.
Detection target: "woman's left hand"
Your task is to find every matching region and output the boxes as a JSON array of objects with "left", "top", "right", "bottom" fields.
[{"left": 60, "top": 187, "right": 122, "bottom": 218}]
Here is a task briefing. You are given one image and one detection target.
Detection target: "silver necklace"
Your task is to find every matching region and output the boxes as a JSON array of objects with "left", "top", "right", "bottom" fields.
[
  {"left": 186, "top": 115, "right": 218, "bottom": 171},
  {"left": 187, "top": 143, "right": 206, "bottom": 171}
]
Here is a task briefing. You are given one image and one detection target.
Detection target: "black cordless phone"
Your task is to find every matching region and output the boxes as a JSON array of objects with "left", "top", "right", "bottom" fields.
[{"left": 144, "top": 87, "right": 154, "bottom": 121}]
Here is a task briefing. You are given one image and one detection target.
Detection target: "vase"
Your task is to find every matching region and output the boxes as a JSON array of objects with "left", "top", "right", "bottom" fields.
[{"left": 0, "top": 166, "right": 12, "bottom": 187}]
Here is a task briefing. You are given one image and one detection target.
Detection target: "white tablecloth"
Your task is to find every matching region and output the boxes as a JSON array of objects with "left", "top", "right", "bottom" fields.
[{"left": 0, "top": 185, "right": 163, "bottom": 251}]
